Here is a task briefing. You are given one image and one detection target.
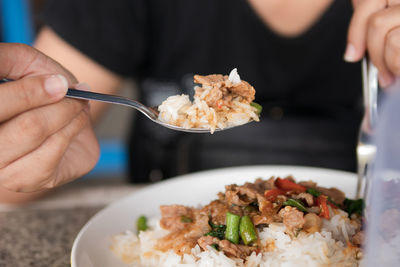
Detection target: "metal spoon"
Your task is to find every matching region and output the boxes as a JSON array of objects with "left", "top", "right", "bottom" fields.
[{"left": 0, "top": 79, "right": 246, "bottom": 133}]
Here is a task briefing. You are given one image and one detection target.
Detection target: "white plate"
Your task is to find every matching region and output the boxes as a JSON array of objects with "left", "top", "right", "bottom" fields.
[{"left": 71, "top": 165, "right": 356, "bottom": 267}]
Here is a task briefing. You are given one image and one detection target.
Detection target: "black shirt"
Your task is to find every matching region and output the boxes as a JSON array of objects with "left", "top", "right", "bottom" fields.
[{"left": 43, "top": 0, "right": 362, "bottom": 182}]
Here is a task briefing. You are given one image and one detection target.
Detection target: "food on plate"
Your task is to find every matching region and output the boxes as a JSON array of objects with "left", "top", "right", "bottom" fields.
[
  {"left": 157, "top": 69, "right": 261, "bottom": 133},
  {"left": 112, "top": 176, "right": 363, "bottom": 266}
]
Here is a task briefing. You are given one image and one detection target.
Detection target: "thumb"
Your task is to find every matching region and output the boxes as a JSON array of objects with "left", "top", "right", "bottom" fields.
[{"left": 0, "top": 74, "right": 68, "bottom": 122}]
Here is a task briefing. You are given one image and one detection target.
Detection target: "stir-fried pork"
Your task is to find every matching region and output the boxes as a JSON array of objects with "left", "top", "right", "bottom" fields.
[
  {"left": 201, "top": 200, "right": 229, "bottom": 225},
  {"left": 295, "top": 192, "right": 314, "bottom": 206},
  {"left": 303, "top": 213, "right": 322, "bottom": 233},
  {"left": 156, "top": 209, "right": 210, "bottom": 255},
  {"left": 194, "top": 74, "right": 255, "bottom": 108},
  {"left": 279, "top": 206, "right": 305, "bottom": 236},
  {"left": 152, "top": 176, "right": 362, "bottom": 259},
  {"left": 351, "top": 231, "right": 364, "bottom": 246},
  {"left": 316, "top": 187, "right": 346, "bottom": 205},
  {"left": 197, "top": 235, "right": 220, "bottom": 251},
  {"left": 160, "top": 205, "right": 193, "bottom": 231},
  {"left": 219, "top": 240, "right": 255, "bottom": 259}
]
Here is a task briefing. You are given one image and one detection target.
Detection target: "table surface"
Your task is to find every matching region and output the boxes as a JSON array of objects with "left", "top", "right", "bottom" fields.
[{"left": 0, "top": 178, "right": 145, "bottom": 267}]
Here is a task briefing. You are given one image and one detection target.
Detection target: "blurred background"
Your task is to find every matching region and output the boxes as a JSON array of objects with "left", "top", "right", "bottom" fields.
[{"left": 0, "top": 0, "right": 134, "bottom": 179}]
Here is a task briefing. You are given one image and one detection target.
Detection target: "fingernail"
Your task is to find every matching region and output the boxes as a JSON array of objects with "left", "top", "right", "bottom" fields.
[
  {"left": 378, "top": 74, "right": 393, "bottom": 88},
  {"left": 44, "top": 74, "right": 68, "bottom": 96},
  {"left": 74, "top": 82, "right": 91, "bottom": 91},
  {"left": 344, "top": 43, "right": 357, "bottom": 62}
]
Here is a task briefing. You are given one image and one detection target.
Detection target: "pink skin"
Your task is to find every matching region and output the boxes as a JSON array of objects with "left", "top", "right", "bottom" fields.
[
  {"left": 0, "top": 43, "right": 99, "bottom": 193},
  {"left": 346, "top": 0, "right": 400, "bottom": 88}
]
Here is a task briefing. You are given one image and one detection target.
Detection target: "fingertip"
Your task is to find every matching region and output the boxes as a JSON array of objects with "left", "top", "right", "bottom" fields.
[
  {"left": 378, "top": 73, "right": 394, "bottom": 88},
  {"left": 344, "top": 43, "right": 362, "bottom": 62},
  {"left": 44, "top": 74, "right": 68, "bottom": 97},
  {"left": 74, "top": 82, "right": 91, "bottom": 92}
]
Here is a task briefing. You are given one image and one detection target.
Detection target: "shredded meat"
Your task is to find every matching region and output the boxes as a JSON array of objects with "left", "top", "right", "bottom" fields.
[
  {"left": 351, "top": 231, "right": 364, "bottom": 246},
  {"left": 198, "top": 237, "right": 256, "bottom": 259},
  {"left": 238, "top": 182, "right": 264, "bottom": 200},
  {"left": 278, "top": 206, "right": 305, "bottom": 236},
  {"left": 160, "top": 205, "right": 193, "bottom": 231},
  {"left": 303, "top": 213, "right": 322, "bottom": 233},
  {"left": 224, "top": 184, "right": 254, "bottom": 206},
  {"left": 201, "top": 200, "right": 229, "bottom": 225},
  {"left": 295, "top": 193, "right": 314, "bottom": 206},
  {"left": 229, "top": 81, "right": 255, "bottom": 102},
  {"left": 197, "top": 236, "right": 220, "bottom": 251},
  {"left": 156, "top": 209, "right": 210, "bottom": 255},
  {"left": 316, "top": 187, "right": 346, "bottom": 205},
  {"left": 194, "top": 74, "right": 226, "bottom": 86},
  {"left": 258, "top": 198, "right": 276, "bottom": 219},
  {"left": 218, "top": 240, "right": 255, "bottom": 259},
  {"left": 298, "top": 180, "right": 317, "bottom": 189},
  {"left": 194, "top": 74, "right": 255, "bottom": 108},
  {"left": 252, "top": 215, "right": 270, "bottom": 226},
  {"left": 254, "top": 177, "right": 276, "bottom": 191}
]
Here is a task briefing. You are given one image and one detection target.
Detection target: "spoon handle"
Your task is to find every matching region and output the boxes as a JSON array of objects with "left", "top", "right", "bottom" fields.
[{"left": 0, "top": 78, "right": 158, "bottom": 120}]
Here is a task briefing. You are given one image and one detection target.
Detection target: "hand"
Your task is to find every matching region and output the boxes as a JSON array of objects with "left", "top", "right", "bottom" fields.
[
  {"left": 345, "top": 0, "right": 400, "bottom": 87},
  {"left": 0, "top": 43, "right": 99, "bottom": 193}
]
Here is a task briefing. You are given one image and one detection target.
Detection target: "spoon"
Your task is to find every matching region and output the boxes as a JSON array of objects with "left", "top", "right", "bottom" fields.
[{"left": 0, "top": 79, "right": 243, "bottom": 133}]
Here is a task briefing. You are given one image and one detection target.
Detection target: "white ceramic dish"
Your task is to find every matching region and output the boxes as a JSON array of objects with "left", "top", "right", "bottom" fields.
[{"left": 71, "top": 165, "right": 356, "bottom": 267}]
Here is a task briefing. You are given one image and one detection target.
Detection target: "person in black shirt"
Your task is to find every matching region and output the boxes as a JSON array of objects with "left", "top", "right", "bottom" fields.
[{"left": 30, "top": 0, "right": 400, "bottom": 183}]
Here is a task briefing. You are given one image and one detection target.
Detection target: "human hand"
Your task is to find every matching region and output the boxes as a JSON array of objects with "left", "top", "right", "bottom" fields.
[
  {"left": 0, "top": 43, "right": 99, "bottom": 192},
  {"left": 345, "top": 0, "right": 400, "bottom": 88}
]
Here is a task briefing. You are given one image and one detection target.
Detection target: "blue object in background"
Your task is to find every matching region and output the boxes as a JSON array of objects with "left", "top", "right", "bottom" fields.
[
  {"left": 85, "top": 140, "right": 128, "bottom": 178},
  {"left": 0, "top": 0, "right": 34, "bottom": 44}
]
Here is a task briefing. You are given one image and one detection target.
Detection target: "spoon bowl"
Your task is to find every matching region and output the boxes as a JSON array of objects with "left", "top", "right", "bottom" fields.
[{"left": 66, "top": 88, "right": 243, "bottom": 133}]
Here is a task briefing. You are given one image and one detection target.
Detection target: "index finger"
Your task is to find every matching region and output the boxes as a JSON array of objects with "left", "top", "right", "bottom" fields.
[
  {"left": 345, "top": 0, "right": 387, "bottom": 62},
  {"left": 0, "top": 43, "right": 77, "bottom": 84}
]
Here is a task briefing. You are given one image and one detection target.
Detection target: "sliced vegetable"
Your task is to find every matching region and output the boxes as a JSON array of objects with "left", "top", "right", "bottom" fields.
[
  {"left": 327, "top": 199, "right": 339, "bottom": 209},
  {"left": 283, "top": 198, "right": 309, "bottom": 213},
  {"left": 137, "top": 215, "right": 148, "bottom": 232},
  {"left": 250, "top": 102, "right": 263, "bottom": 115},
  {"left": 225, "top": 212, "right": 240, "bottom": 244},
  {"left": 181, "top": 215, "right": 193, "bottom": 223},
  {"left": 306, "top": 188, "right": 321, "bottom": 197},
  {"left": 239, "top": 215, "right": 258, "bottom": 245},
  {"left": 275, "top": 178, "right": 306, "bottom": 193},
  {"left": 264, "top": 188, "right": 285, "bottom": 201},
  {"left": 343, "top": 198, "right": 364, "bottom": 216},
  {"left": 205, "top": 222, "right": 226, "bottom": 240},
  {"left": 317, "top": 195, "right": 330, "bottom": 219}
]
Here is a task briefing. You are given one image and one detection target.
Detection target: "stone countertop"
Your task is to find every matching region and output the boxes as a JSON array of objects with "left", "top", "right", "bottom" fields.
[{"left": 0, "top": 178, "right": 145, "bottom": 267}]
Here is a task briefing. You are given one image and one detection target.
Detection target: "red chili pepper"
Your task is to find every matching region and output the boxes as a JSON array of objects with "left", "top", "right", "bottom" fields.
[
  {"left": 264, "top": 188, "right": 285, "bottom": 201},
  {"left": 317, "top": 195, "right": 330, "bottom": 219},
  {"left": 327, "top": 200, "right": 338, "bottom": 209},
  {"left": 275, "top": 178, "right": 306, "bottom": 193}
]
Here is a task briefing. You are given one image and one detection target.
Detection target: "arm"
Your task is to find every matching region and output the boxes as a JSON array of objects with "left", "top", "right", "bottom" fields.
[{"left": 34, "top": 27, "right": 124, "bottom": 122}]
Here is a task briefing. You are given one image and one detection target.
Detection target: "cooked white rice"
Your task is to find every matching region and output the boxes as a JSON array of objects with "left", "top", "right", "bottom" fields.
[
  {"left": 157, "top": 69, "right": 259, "bottom": 133},
  {"left": 112, "top": 209, "right": 360, "bottom": 267}
]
